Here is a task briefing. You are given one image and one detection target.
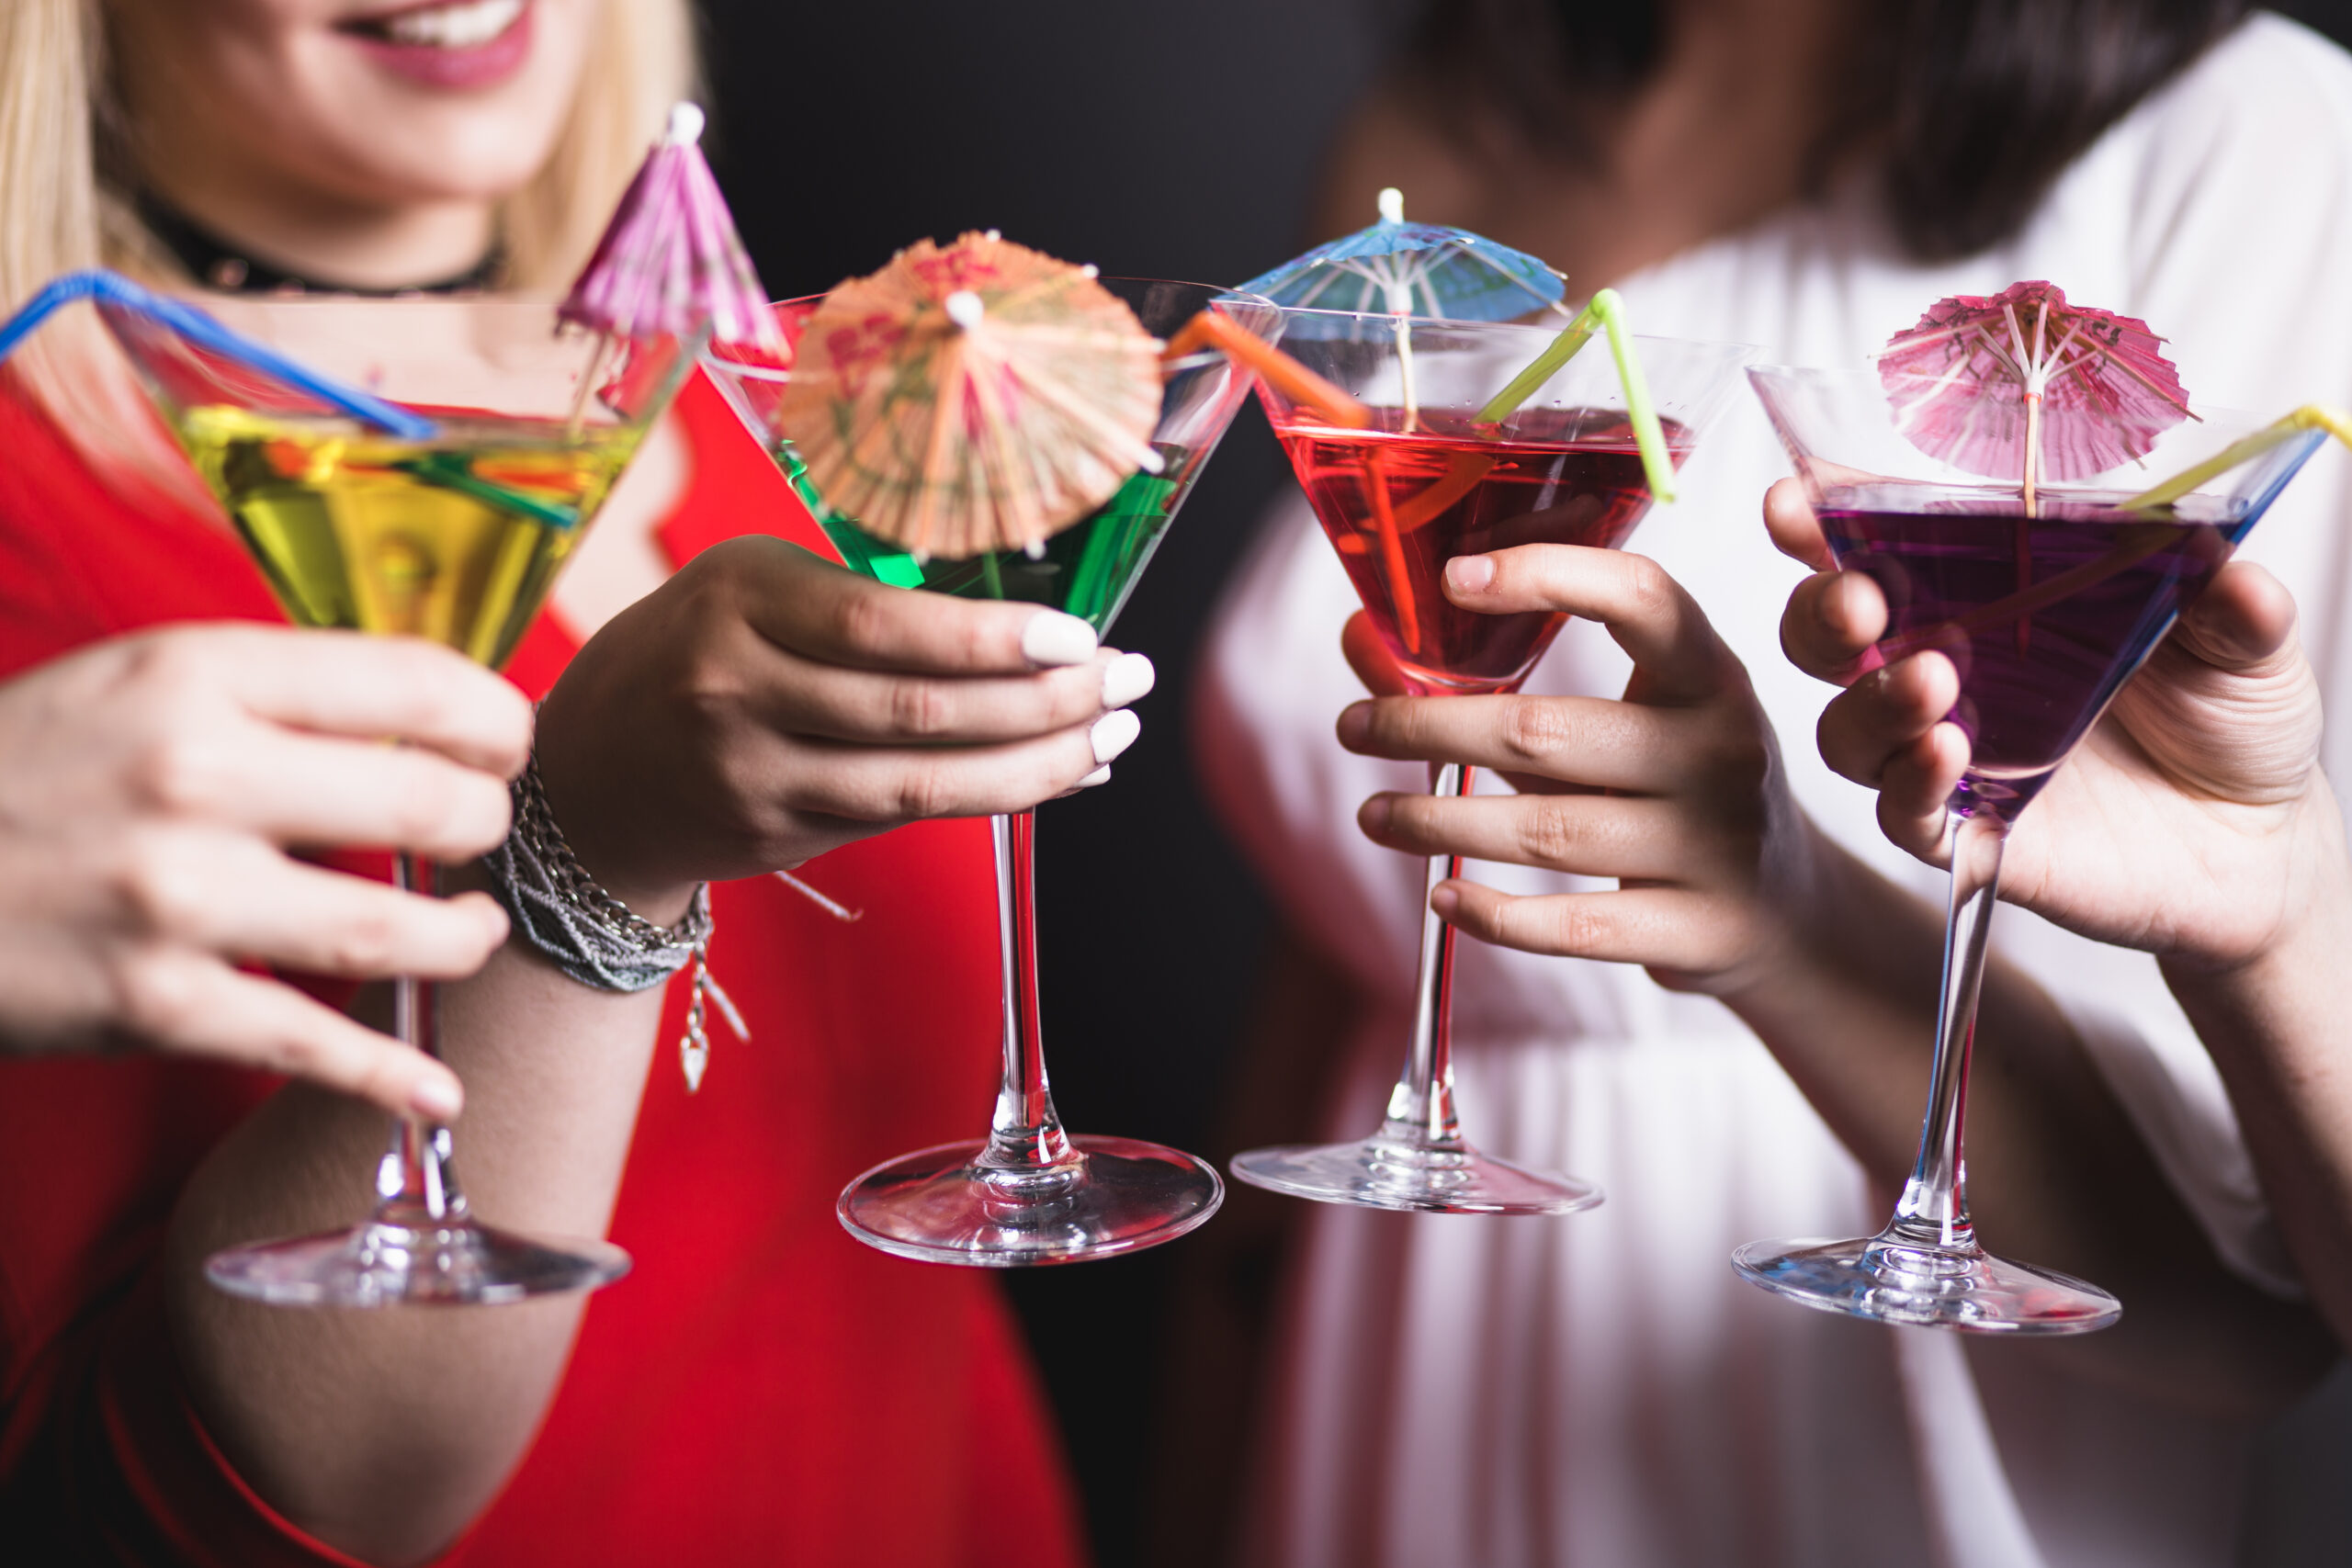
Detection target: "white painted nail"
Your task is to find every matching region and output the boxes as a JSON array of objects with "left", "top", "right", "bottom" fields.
[
  {"left": 1090, "top": 708, "right": 1140, "bottom": 765},
  {"left": 1100, "top": 651, "right": 1156, "bottom": 709},
  {"left": 1021, "top": 610, "right": 1098, "bottom": 668},
  {"left": 1078, "top": 764, "right": 1112, "bottom": 787}
]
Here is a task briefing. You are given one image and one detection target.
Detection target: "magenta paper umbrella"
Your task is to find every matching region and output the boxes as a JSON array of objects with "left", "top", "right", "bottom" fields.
[
  {"left": 559, "top": 102, "right": 783, "bottom": 355},
  {"left": 1876, "top": 280, "right": 2190, "bottom": 512}
]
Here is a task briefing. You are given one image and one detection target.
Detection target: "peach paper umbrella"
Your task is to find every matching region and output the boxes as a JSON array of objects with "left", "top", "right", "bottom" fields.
[
  {"left": 776, "top": 231, "right": 1164, "bottom": 560},
  {"left": 1876, "top": 279, "right": 2191, "bottom": 513}
]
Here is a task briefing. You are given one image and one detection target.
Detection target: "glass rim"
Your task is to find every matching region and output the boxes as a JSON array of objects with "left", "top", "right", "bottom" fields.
[
  {"left": 702, "top": 278, "right": 1280, "bottom": 379},
  {"left": 1746, "top": 362, "right": 2284, "bottom": 441},
  {"left": 1252, "top": 300, "right": 1757, "bottom": 355},
  {"left": 179, "top": 288, "right": 579, "bottom": 314}
]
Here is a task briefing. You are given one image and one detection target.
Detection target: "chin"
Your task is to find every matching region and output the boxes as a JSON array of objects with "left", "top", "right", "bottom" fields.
[{"left": 331, "top": 107, "right": 572, "bottom": 203}]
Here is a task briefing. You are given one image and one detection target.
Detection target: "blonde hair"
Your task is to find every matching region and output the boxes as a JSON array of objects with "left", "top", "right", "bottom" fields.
[{"left": 0, "top": 0, "right": 699, "bottom": 501}]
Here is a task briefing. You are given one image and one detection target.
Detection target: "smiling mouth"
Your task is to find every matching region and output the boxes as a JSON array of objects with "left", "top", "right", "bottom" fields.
[{"left": 338, "top": 0, "right": 526, "bottom": 49}]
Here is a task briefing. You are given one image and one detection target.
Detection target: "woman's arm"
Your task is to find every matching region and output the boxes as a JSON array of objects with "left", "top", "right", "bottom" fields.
[
  {"left": 1771, "top": 477, "right": 2352, "bottom": 1352},
  {"left": 161, "top": 540, "right": 1153, "bottom": 1566},
  {"left": 1337, "top": 543, "right": 2334, "bottom": 1416}
]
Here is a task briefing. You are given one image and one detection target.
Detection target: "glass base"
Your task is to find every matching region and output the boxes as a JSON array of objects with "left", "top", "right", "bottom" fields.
[
  {"left": 205, "top": 1215, "right": 632, "bottom": 1307},
  {"left": 838, "top": 1134, "right": 1224, "bottom": 1267},
  {"left": 1732, "top": 1232, "right": 2121, "bottom": 1335},
  {"left": 1229, "top": 1135, "right": 1604, "bottom": 1215}
]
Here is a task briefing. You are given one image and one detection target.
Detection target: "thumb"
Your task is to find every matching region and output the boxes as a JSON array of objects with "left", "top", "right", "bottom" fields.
[
  {"left": 2169, "top": 561, "right": 2300, "bottom": 676},
  {"left": 1763, "top": 478, "right": 1833, "bottom": 571}
]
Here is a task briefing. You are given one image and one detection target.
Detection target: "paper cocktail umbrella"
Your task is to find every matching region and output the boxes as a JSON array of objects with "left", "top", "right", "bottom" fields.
[
  {"left": 559, "top": 103, "right": 782, "bottom": 356},
  {"left": 1237, "top": 186, "right": 1565, "bottom": 324},
  {"left": 1876, "top": 280, "right": 2192, "bottom": 513},
  {"left": 776, "top": 231, "right": 1165, "bottom": 560},
  {"left": 1238, "top": 187, "right": 1567, "bottom": 432}
]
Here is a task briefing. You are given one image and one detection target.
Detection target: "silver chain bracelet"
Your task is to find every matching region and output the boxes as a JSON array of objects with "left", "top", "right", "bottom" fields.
[{"left": 483, "top": 752, "right": 741, "bottom": 1092}]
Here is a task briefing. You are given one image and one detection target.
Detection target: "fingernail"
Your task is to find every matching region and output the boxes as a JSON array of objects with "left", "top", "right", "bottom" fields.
[
  {"left": 1445, "top": 555, "right": 1496, "bottom": 594},
  {"left": 1100, "top": 651, "right": 1156, "bottom": 709},
  {"left": 1078, "top": 764, "right": 1112, "bottom": 787},
  {"left": 1430, "top": 884, "right": 1460, "bottom": 917},
  {"left": 1361, "top": 794, "right": 1392, "bottom": 832},
  {"left": 1336, "top": 702, "right": 1372, "bottom": 748},
  {"left": 1022, "top": 610, "right": 1099, "bottom": 668},
  {"left": 411, "top": 1074, "right": 463, "bottom": 1122},
  {"left": 1090, "top": 708, "right": 1140, "bottom": 764}
]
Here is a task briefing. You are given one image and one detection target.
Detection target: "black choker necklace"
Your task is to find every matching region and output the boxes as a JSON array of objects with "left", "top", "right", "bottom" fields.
[{"left": 136, "top": 192, "right": 505, "bottom": 298}]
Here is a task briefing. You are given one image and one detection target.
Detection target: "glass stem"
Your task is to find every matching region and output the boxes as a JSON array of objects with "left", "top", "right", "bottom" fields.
[
  {"left": 978, "top": 810, "right": 1080, "bottom": 1185},
  {"left": 1888, "top": 808, "right": 2008, "bottom": 1251},
  {"left": 1379, "top": 762, "right": 1473, "bottom": 1151},
  {"left": 376, "top": 852, "right": 468, "bottom": 1227}
]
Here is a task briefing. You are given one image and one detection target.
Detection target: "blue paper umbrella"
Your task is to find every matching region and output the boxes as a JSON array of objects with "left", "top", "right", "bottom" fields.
[{"left": 1236, "top": 188, "right": 1565, "bottom": 332}]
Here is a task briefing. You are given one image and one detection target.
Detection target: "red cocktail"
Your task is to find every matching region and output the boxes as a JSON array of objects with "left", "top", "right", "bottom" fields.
[
  {"left": 1276, "top": 409, "right": 1690, "bottom": 693},
  {"left": 1232, "top": 309, "right": 1754, "bottom": 1215}
]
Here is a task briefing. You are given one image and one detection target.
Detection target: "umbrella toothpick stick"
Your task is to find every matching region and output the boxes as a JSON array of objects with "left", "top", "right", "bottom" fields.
[
  {"left": 2121, "top": 403, "right": 2352, "bottom": 512},
  {"left": 1478, "top": 288, "right": 1678, "bottom": 502}
]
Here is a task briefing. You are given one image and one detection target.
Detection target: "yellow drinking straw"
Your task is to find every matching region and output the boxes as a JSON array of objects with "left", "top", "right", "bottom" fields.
[
  {"left": 2122, "top": 403, "right": 2352, "bottom": 511},
  {"left": 1477, "top": 288, "right": 1679, "bottom": 502}
]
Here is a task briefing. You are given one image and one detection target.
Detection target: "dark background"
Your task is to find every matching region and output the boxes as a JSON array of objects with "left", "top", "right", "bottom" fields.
[
  {"left": 699, "top": 5, "right": 1389, "bottom": 1562},
  {"left": 698, "top": 4, "right": 2352, "bottom": 1563}
]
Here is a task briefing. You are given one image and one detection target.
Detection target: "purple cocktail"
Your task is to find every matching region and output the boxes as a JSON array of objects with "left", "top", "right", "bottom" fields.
[{"left": 1819, "top": 487, "right": 2244, "bottom": 819}]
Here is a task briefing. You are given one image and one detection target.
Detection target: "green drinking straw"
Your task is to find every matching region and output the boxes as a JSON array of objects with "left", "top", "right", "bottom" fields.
[
  {"left": 2121, "top": 403, "right": 2352, "bottom": 512},
  {"left": 1477, "top": 288, "right": 1679, "bottom": 502}
]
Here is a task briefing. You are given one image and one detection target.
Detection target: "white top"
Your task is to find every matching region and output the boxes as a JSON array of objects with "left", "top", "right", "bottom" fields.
[{"left": 1197, "top": 16, "right": 2352, "bottom": 1567}]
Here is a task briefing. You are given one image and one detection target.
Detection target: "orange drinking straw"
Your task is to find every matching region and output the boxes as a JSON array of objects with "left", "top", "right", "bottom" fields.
[
  {"left": 1165, "top": 310, "right": 1372, "bottom": 428},
  {"left": 1389, "top": 456, "right": 1498, "bottom": 534},
  {"left": 1365, "top": 449, "right": 1421, "bottom": 654}
]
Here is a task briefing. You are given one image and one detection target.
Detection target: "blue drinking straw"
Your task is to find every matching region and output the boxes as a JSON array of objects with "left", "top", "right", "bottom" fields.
[{"left": 0, "top": 269, "right": 439, "bottom": 440}]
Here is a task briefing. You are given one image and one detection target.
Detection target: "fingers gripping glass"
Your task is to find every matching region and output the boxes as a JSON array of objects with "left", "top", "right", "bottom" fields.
[
  {"left": 1736, "top": 366, "right": 2326, "bottom": 1332},
  {"left": 704, "top": 280, "right": 1272, "bottom": 1264},
  {"left": 97, "top": 292, "right": 697, "bottom": 1305},
  {"left": 1228, "top": 310, "right": 1754, "bottom": 1213}
]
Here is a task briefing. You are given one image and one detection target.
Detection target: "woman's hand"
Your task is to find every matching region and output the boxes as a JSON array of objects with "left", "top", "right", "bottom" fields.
[
  {"left": 0, "top": 625, "right": 529, "bottom": 1115},
  {"left": 1767, "top": 477, "right": 2340, "bottom": 970},
  {"left": 1337, "top": 544, "right": 1821, "bottom": 998},
  {"left": 534, "top": 536, "right": 1151, "bottom": 916}
]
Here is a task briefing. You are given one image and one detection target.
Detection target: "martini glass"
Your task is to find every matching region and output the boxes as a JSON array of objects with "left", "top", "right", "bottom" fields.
[
  {"left": 1736, "top": 365, "right": 2328, "bottom": 1331},
  {"left": 1230, "top": 309, "right": 1753, "bottom": 1213},
  {"left": 100, "top": 293, "right": 696, "bottom": 1305},
  {"left": 703, "top": 280, "right": 1276, "bottom": 1264}
]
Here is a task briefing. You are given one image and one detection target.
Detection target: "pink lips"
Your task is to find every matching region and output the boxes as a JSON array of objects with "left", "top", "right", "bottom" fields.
[{"left": 338, "top": 1, "right": 534, "bottom": 89}]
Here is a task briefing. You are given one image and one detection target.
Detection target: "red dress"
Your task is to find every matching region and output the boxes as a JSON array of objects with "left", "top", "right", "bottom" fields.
[{"left": 0, "top": 374, "right": 1088, "bottom": 1566}]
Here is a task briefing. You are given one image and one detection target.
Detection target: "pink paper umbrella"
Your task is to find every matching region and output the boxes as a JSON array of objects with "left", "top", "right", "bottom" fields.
[
  {"left": 560, "top": 102, "right": 783, "bottom": 355},
  {"left": 1877, "top": 279, "right": 2190, "bottom": 513}
]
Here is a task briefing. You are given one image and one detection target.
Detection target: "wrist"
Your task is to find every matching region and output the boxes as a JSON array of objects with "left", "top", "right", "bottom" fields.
[
  {"left": 531, "top": 688, "right": 698, "bottom": 925},
  {"left": 2161, "top": 768, "right": 2351, "bottom": 987},
  {"left": 1715, "top": 814, "right": 1851, "bottom": 1013}
]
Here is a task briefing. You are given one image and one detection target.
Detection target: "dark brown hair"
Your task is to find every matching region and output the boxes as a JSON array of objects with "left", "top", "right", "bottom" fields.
[{"left": 1404, "top": 0, "right": 2253, "bottom": 262}]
